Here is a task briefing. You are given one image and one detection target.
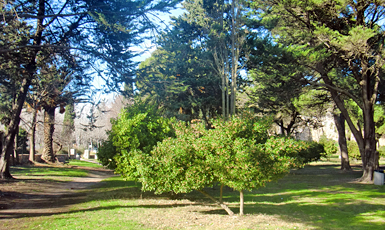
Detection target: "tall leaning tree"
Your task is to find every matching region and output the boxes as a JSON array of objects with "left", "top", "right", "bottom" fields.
[
  {"left": 248, "top": 0, "right": 385, "bottom": 181},
  {"left": 0, "top": 0, "right": 180, "bottom": 179}
]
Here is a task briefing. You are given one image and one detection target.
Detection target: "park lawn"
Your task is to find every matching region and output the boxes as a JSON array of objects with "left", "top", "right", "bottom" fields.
[
  {"left": 67, "top": 159, "right": 104, "bottom": 168},
  {"left": 10, "top": 164, "right": 89, "bottom": 181},
  {"left": 11, "top": 162, "right": 385, "bottom": 230}
]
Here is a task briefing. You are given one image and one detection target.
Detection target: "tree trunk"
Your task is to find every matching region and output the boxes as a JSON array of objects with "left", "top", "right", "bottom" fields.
[
  {"left": 0, "top": 77, "right": 32, "bottom": 179},
  {"left": 333, "top": 113, "right": 351, "bottom": 171},
  {"left": 198, "top": 189, "right": 234, "bottom": 216},
  {"left": 320, "top": 71, "right": 376, "bottom": 181},
  {"left": 13, "top": 129, "right": 19, "bottom": 165},
  {"left": 29, "top": 107, "right": 37, "bottom": 162},
  {"left": 222, "top": 70, "right": 226, "bottom": 118},
  {"left": 230, "top": 0, "right": 236, "bottom": 116},
  {"left": 360, "top": 69, "right": 378, "bottom": 182},
  {"left": 361, "top": 111, "right": 378, "bottom": 182},
  {"left": 42, "top": 106, "right": 56, "bottom": 163},
  {"left": 226, "top": 69, "right": 230, "bottom": 118},
  {"left": 220, "top": 183, "right": 223, "bottom": 203},
  {"left": 239, "top": 190, "right": 244, "bottom": 216}
]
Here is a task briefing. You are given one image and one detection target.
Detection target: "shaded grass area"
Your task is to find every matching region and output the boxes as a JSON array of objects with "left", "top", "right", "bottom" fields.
[{"left": 4, "top": 164, "right": 385, "bottom": 230}]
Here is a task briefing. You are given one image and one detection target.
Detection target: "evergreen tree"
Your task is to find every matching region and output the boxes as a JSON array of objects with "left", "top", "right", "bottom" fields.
[
  {"left": 248, "top": 0, "right": 385, "bottom": 181},
  {"left": 0, "top": 0, "right": 180, "bottom": 178}
]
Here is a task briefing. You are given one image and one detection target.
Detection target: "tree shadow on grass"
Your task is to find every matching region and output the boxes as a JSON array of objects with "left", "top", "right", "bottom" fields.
[
  {"left": 0, "top": 202, "right": 206, "bottom": 219},
  {"left": 2, "top": 164, "right": 385, "bottom": 230},
  {"left": 197, "top": 165, "right": 385, "bottom": 229}
]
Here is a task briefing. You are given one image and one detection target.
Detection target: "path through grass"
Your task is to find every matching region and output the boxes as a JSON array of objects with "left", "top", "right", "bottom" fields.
[{"left": 3, "top": 163, "right": 385, "bottom": 230}]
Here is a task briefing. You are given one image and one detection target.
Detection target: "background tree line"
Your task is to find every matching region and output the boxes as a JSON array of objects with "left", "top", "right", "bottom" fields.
[
  {"left": 129, "top": 0, "right": 385, "bottom": 182},
  {"left": 2, "top": 0, "right": 385, "bottom": 190}
]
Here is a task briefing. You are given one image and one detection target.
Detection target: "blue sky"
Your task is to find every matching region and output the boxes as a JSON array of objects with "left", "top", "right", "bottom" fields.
[{"left": 93, "top": 4, "right": 185, "bottom": 102}]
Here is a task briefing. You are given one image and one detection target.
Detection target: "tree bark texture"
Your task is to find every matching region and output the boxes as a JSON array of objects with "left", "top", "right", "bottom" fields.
[
  {"left": 333, "top": 113, "right": 351, "bottom": 171},
  {"left": 29, "top": 108, "right": 37, "bottom": 162},
  {"left": 239, "top": 190, "right": 244, "bottom": 216},
  {"left": 13, "top": 129, "right": 19, "bottom": 165},
  {"left": 41, "top": 106, "right": 56, "bottom": 163}
]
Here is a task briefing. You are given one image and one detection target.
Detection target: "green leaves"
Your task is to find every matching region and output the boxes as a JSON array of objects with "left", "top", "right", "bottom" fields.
[
  {"left": 139, "top": 114, "right": 318, "bottom": 194},
  {"left": 97, "top": 101, "right": 175, "bottom": 174}
]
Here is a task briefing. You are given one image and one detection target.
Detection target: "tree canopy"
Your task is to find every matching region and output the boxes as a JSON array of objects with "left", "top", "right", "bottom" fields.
[
  {"left": 0, "top": 0, "right": 180, "bottom": 178},
  {"left": 246, "top": 0, "right": 385, "bottom": 181}
]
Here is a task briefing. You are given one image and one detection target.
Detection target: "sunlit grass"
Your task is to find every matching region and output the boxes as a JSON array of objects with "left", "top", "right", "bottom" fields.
[
  {"left": 8, "top": 164, "right": 385, "bottom": 229},
  {"left": 67, "top": 159, "right": 104, "bottom": 168},
  {"left": 11, "top": 165, "right": 89, "bottom": 179}
]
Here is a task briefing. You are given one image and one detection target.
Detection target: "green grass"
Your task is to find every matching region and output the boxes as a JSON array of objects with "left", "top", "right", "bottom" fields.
[
  {"left": 6, "top": 163, "right": 385, "bottom": 230},
  {"left": 67, "top": 159, "right": 104, "bottom": 168},
  {"left": 11, "top": 165, "right": 89, "bottom": 178},
  {"left": 243, "top": 165, "right": 385, "bottom": 230}
]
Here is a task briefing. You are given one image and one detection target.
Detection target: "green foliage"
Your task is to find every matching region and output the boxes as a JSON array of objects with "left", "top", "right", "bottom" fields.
[
  {"left": 378, "top": 146, "right": 385, "bottom": 158},
  {"left": 347, "top": 141, "right": 361, "bottom": 160},
  {"left": 318, "top": 135, "right": 338, "bottom": 156},
  {"left": 16, "top": 127, "right": 28, "bottom": 155},
  {"left": 136, "top": 115, "right": 317, "bottom": 196},
  {"left": 97, "top": 137, "right": 118, "bottom": 170},
  {"left": 62, "top": 102, "right": 75, "bottom": 138},
  {"left": 98, "top": 101, "right": 175, "bottom": 175},
  {"left": 262, "top": 137, "right": 325, "bottom": 165}
]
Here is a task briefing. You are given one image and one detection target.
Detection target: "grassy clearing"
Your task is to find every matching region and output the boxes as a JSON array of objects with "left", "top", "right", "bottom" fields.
[
  {"left": 67, "top": 159, "right": 104, "bottom": 168},
  {"left": 10, "top": 160, "right": 385, "bottom": 230},
  {"left": 10, "top": 165, "right": 89, "bottom": 181}
]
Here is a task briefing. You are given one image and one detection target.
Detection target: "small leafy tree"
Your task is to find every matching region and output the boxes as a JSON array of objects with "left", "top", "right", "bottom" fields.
[{"left": 135, "top": 115, "right": 313, "bottom": 216}]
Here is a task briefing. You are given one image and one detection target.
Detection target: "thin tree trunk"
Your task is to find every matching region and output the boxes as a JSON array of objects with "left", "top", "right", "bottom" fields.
[
  {"left": 13, "top": 128, "right": 19, "bottom": 165},
  {"left": 239, "top": 190, "right": 244, "bottom": 216},
  {"left": 230, "top": 0, "right": 236, "bottom": 116},
  {"left": 42, "top": 106, "right": 56, "bottom": 163},
  {"left": 333, "top": 113, "right": 351, "bottom": 171},
  {"left": 29, "top": 107, "right": 37, "bottom": 162},
  {"left": 198, "top": 189, "right": 234, "bottom": 216},
  {"left": 222, "top": 70, "right": 226, "bottom": 118},
  {"left": 220, "top": 183, "right": 223, "bottom": 203},
  {"left": 226, "top": 68, "right": 230, "bottom": 117},
  {"left": 0, "top": 77, "right": 32, "bottom": 179}
]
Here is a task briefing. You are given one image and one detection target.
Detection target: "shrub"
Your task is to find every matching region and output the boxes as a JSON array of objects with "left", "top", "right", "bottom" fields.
[
  {"left": 300, "top": 141, "right": 325, "bottom": 163},
  {"left": 262, "top": 137, "right": 324, "bottom": 165},
  {"left": 318, "top": 135, "right": 338, "bottom": 156},
  {"left": 347, "top": 141, "right": 361, "bottom": 160},
  {"left": 139, "top": 116, "right": 295, "bottom": 192},
  {"left": 97, "top": 137, "right": 118, "bottom": 169},
  {"left": 98, "top": 101, "right": 175, "bottom": 174}
]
